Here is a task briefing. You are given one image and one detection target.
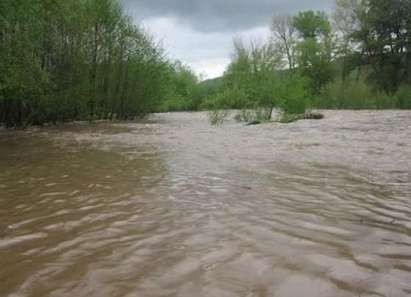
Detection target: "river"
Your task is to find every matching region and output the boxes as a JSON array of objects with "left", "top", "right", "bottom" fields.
[{"left": 0, "top": 111, "right": 410, "bottom": 297}]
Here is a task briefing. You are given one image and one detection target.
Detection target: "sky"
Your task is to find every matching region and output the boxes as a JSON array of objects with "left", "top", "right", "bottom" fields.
[{"left": 122, "top": 0, "right": 334, "bottom": 79}]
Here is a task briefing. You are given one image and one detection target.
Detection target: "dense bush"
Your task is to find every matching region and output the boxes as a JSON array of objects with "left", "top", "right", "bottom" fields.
[
  {"left": 276, "top": 74, "right": 309, "bottom": 115},
  {"left": 317, "top": 78, "right": 411, "bottom": 110}
]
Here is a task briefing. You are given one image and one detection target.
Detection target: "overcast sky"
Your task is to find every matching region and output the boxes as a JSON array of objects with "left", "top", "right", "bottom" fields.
[{"left": 122, "top": 0, "right": 334, "bottom": 79}]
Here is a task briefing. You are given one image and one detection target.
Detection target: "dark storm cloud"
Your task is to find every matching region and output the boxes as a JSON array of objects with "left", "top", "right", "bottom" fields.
[
  {"left": 122, "top": 0, "right": 334, "bottom": 32},
  {"left": 121, "top": 0, "right": 334, "bottom": 78}
]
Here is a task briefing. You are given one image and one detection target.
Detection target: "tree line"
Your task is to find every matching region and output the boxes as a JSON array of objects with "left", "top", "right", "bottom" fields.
[
  {"left": 202, "top": 0, "right": 411, "bottom": 123},
  {"left": 0, "top": 0, "right": 199, "bottom": 127},
  {"left": 1, "top": 0, "right": 410, "bottom": 127}
]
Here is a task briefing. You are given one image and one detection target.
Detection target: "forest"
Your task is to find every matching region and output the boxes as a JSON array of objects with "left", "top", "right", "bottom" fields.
[{"left": 1, "top": 0, "right": 411, "bottom": 127}]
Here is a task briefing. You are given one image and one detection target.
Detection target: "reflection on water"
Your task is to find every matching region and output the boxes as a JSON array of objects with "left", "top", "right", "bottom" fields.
[{"left": 0, "top": 111, "right": 410, "bottom": 297}]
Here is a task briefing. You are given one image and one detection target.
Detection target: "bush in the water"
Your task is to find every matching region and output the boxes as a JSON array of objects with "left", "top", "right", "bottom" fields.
[
  {"left": 208, "top": 110, "right": 230, "bottom": 126},
  {"left": 276, "top": 74, "right": 310, "bottom": 122},
  {"left": 279, "top": 112, "right": 324, "bottom": 123},
  {"left": 203, "top": 92, "right": 232, "bottom": 126},
  {"left": 234, "top": 108, "right": 273, "bottom": 123},
  {"left": 234, "top": 110, "right": 256, "bottom": 123}
]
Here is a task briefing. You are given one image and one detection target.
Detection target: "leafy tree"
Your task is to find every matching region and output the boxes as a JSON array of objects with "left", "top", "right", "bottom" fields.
[
  {"left": 333, "top": 0, "right": 363, "bottom": 94},
  {"left": 271, "top": 15, "right": 297, "bottom": 70},
  {"left": 352, "top": 0, "right": 411, "bottom": 93},
  {"left": 293, "top": 11, "right": 335, "bottom": 94},
  {"left": 209, "top": 37, "right": 309, "bottom": 123},
  {"left": 158, "top": 61, "right": 200, "bottom": 112},
  {"left": 293, "top": 11, "right": 331, "bottom": 39},
  {"left": 223, "top": 39, "right": 284, "bottom": 118}
]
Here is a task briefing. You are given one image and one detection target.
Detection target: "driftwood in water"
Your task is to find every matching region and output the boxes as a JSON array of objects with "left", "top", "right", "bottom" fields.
[
  {"left": 246, "top": 120, "right": 262, "bottom": 126},
  {"left": 280, "top": 112, "right": 325, "bottom": 123},
  {"left": 302, "top": 113, "right": 324, "bottom": 120}
]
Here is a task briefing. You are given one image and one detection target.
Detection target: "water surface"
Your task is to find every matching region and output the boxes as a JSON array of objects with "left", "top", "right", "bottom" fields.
[{"left": 1, "top": 111, "right": 410, "bottom": 297}]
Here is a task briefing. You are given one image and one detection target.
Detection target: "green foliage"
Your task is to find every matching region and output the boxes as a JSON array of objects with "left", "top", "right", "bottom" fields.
[
  {"left": 296, "top": 38, "right": 335, "bottom": 94},
  {"left": 293, "top": 11, "right": 331, "bottom": 39},
  {"left": 318, "top": 76, "right": 411, "bottom": 110},
  {"left": 158, "top": 61, "right": 199, "bottom": 112},
  {"left": 279, "top": 112, "right": 324, "bottom": 123},
  {"left": 276, "top": 74, "right": 309, "bottom": 115},
  {"left": 315, "top": 0, "right": 411, "bottom": 110},
  {"left": 208, "top": 109, "right": 230, "bottom": 126},
  {"left": 234, "top": 110, "right": 257, "bottom": 123},
  {"left": 156, "top": 62, "right": 228, "bottom": 113},
  {"left": 196, "top": 78, "right": 224, "bottom": 98},
  {"left": 191, "top": 77, "right": 225, "bottom": 110},
  {"left": 222, "top": 39, "right": 283, "bottom": 116},
  {"left": 2, "top": 0, "right": 410, "bottom": 128},
  {"left": 351, "top": 0, "right": 411, "bottom": 93},
  {"left": 395, "top": 85, "right": 411, "bottom": 109},
  {"left": 158, "top": 97, "right": 192, "bottom": 112},
  {"left": 204, "top": 37, "right": 310, "bottom": 125},
  {"left": 204, "top": 91, "right": 232, "bottom": 125},
  {"left": 293, "top": 10, "right": 335, "bottom": 95},
  {"left": 279, "top": 113, "right": 303, "bottom": 123},
  {"left": 0, "top": 0, "right": 178, "bottom": 127},
  {"left": 319, "top": 77, "right": 377, "bottom": 109},
  {"left": 202, "top": 87, "right": 247, "bottom": 110},
  {"left": 233, "top": 108, "right": 273, "bottom": 123}
]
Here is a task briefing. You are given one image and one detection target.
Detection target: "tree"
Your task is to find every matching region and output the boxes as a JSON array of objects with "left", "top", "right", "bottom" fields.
[
  {"left": 333, "top": 0, "right": 363, "bottom": 101},
  {"left": 211, "top": 38, "right": 311, "bottom": 120},
  {"left": 271, "top": 15, "right": 297, "bottom": 70},
  {"left": 352, "top": 0, "right": 411, "bottom": 93},
  {"left": 293, "top": 11, "right": 331, "bottom": 40},
  {"left": 293, "top": 10, "right": 335, "bottom": 94},
  {"left": 223, "top": 38, "right": 284, "bottom": 116},
  {"left": 159, "top": 61, "right": 200, "bottom": 111}
]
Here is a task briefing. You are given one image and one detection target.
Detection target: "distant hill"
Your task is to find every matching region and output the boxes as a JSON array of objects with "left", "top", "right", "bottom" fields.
[
  {"left": 198, "top": 76, "right": 224, "bottom": 89},
  {"left": 194, "top": 76, "right": 225, "bottom": 101}
]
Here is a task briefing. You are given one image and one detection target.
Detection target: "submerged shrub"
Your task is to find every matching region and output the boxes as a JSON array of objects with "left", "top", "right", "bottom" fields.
[
  {"left": 234, "top": 109, "right": 256, "bottom": 123},
  {"left": 279, "top": 95, "right": 308, "bottom": 115},
  {"left": 279, "top": 113, "right": 301, "bottom": 123},
  {"left": 208, "top": 109, "right": 230, "bottom": 126},
  {"left": 234, "top": 107, "right": 273, "bottom": 123},
  {"left": 277, "top": 74, "right": 309, "bottom": 115},
  {"left": 203, "top": 92, "right": 231, "bottom": 125},
  {"left": 279, "top": 111, "right": 324, "bottom": 123}
]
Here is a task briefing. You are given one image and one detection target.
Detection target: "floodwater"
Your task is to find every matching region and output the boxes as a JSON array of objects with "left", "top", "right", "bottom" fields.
[{"left": 0, "top": 111, "right": 410, "bottom": 297}]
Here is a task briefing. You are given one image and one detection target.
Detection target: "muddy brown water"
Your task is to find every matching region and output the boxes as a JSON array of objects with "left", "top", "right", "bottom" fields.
[{"left": 0, "top": 111, "right": 410, "bottom": 297}]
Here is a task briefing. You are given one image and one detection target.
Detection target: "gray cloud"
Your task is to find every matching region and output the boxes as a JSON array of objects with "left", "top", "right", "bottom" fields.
[
  {"left": 123, "top": 0, "right": 334, "bottom": 33},
  {"left": 121, "top": 0, "right": 334, "bottom": 78}
]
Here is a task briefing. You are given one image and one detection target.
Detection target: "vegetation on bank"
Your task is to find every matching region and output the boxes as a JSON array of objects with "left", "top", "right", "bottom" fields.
[
  {"left": 201, "top": 0, "right": 411, "bottom": 125},
  {"left": 1, "top": 0, "right": 410, "bottom": 127},
  {"left": 0, "top": 0, "right": 199, "bottom": 127}
]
